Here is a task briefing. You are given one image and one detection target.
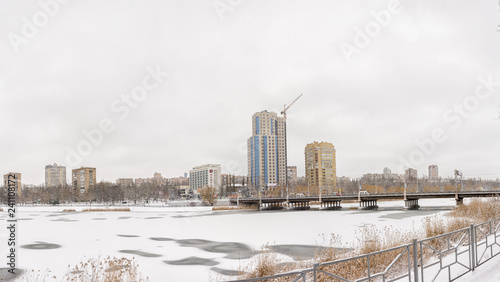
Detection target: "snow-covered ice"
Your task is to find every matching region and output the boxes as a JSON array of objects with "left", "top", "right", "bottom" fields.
[{"left": 0, "top": 198, "right": 465, "bottom": 281}]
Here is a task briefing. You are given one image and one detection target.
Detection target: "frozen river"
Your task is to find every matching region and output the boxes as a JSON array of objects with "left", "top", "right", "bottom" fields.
[{"left": 0, "top": 198, "right": 458, "bottom": 281}]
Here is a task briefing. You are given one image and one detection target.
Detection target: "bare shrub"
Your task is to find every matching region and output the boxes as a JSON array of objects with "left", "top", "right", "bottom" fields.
[
  {"left": 65, "top": 256, "right": 148, "bottom": 281},
  {"left": 63, "top": 209, "right": 76, "bottom": 212}
]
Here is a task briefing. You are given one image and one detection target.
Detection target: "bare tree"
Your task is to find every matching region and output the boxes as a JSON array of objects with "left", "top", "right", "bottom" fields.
[{"left": 200, "top": 186, "right": 217, "bottom": 206}]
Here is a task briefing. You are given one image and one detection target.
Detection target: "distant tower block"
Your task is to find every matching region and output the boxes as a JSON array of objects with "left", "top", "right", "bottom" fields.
[{"left": 305, "top": 141, "right": 337, "bottom": 195}]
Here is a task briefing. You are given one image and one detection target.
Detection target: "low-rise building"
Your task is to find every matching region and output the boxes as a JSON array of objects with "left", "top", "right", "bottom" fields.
[{"left": 116, "top": 178, "right": 134, "bottom": 187}]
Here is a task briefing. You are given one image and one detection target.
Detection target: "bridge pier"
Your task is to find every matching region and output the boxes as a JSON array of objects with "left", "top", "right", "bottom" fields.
[
  {"left": 404, "top": 199, "right": 420, "bottom": 210},
  {"left": 259, "top": 202, "right": 284, "bottom": 210},
  {"left": 321, "top": 200, "right": 342, "bottom": 210},
  {"left": 359, "top": 199, "right": 378, "bottom": 210},
  {"left": 456, "top": 198, "right": 464, "bottom": 206},
  {"left": 290, "top": 201, "right": 310, "bottom": 210}
]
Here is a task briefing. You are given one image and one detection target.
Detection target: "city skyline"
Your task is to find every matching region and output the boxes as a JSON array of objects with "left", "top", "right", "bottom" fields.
[{"left": 1, "top": 0, "right": 500, "bottom": 185}]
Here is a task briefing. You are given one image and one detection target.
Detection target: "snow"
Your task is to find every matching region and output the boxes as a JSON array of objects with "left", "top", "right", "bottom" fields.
[
  {"left": 456, "top": 254, "right": 500, "bottom": 281},
  {"left": 0, "top": 198, "right": 478, "bottom": 282}
]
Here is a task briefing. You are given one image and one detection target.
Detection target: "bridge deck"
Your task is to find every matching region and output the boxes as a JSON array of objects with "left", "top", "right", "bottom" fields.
[{"left": 231, "top": 191, "right": 499, "bottom": 206}]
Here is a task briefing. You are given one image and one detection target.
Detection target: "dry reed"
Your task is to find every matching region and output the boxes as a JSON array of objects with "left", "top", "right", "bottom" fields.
[
  {"left": 64, "top": 256, "right": 149, "bottom": 281},
  {"left": 82, "top": 208, "right": 130, "bottom": 212},
  {"left": 212, "top": 205, "right": 258, "bottom": 211}
]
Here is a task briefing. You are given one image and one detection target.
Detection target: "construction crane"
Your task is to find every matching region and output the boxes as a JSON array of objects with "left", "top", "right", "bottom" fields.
[
  {"left": 281, "top": 93, "right": 303, "bottom": 205},
  {"left": 281, "top": 93, "right": 303, "bottom": 120}
]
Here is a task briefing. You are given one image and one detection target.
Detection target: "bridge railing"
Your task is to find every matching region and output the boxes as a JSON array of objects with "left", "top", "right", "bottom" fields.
[{"left": 229, "top": 218, "right": 500, "bottom": 282}]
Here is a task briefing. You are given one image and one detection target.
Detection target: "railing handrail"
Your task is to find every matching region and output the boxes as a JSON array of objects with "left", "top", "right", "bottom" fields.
[{"left": 318, "top": 243, "right": 411, "bottom": 267}]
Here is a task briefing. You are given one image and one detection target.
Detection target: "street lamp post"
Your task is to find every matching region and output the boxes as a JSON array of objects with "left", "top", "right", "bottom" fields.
[
  {"left": 307, "top": 173, "right": 310, "bottom": 197},
  {"left": 404, "top": 180, "right": 407, "bottom": 201},
  {"left": 259, "top": 187, "right": 262, "bottom": 211},
  {"left": 358, "top": 181, "right": 362, "bottom": 202},
  {"left": 319, "top": 184, "right": 322, "bottom": 202}
]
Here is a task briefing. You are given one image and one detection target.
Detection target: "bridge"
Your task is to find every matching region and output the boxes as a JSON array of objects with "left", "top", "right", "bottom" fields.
[{"left": 230, "top": 191, "right": 500, "bottom": 211}]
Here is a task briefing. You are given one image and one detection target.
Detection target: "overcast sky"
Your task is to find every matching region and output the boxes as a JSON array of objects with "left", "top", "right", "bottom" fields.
[{"left": 1, "top": 0, "right": 500, "bottom": 185}]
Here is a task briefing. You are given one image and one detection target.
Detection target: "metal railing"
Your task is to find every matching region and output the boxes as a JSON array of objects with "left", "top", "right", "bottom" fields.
[
  {"left": 474, "top": 218, "right": 500, "bottom": 267},
  {"left": 230, "top": 218, "right": 500, "bottom": 282},
  {"left": 417, "top": 226, "right": 472, "bottom": 281}
]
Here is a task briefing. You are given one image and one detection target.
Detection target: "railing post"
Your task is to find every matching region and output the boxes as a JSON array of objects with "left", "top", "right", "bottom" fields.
[
  {"left": 471, "top": 223, "right": 475, "bottom": 271},
  {"left": 413, "top": 239, "right": 419, "bottom": 282},
  {"left": 313, "top": 263, "right": 318, "bottom": 282}
]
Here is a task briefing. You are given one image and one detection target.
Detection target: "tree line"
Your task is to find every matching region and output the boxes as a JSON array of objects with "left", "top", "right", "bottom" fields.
[{"left": 0, "top": 182, "right": 190, "bottom": 205}]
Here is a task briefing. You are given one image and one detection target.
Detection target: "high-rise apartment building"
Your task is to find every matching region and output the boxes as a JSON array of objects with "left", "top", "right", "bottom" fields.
[
  {"left": 45, "top": 163, "right": 66, "bottom": 187},
  {"left": 3, "top": 172, "right": 21, "bottom": 195},
  {"left": 405, "top": 168, "right": 418, "bottom": 181},
  {"left": 247, "top": 111, "right": 287, "bottom": 190},
  {"left": 305, "top": 142, "right": 336, "bottom": 194},
  {"left": 189, "top": 164, "right": 221, "bottom": 192},
  {"left": 72, "top": 167, "right": 96, "bottom": 193},
  {"left": 428, "top": 165, "right": 439, "bottom": 181}
]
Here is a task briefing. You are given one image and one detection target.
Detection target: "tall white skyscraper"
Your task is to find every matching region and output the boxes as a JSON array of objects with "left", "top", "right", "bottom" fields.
[{"left": 247, "top": 111, "right": 287, "bottom": 191}]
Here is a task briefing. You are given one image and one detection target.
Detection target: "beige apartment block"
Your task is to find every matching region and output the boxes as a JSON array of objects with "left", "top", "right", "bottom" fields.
[
  {"left": 45, "top": 163, "right": 66, "bottom": 187},
  {"left": 305, "top": 141, "right": 337, "bottom": 194},
  {"left": 72, "top": 167, "right": 96, "bottom": 193},
  {"left": 3, "top": 172, "right": 21, "bottom": 195}
]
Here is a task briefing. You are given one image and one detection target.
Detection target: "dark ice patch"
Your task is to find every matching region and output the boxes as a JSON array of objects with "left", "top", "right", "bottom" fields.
[
  {"left": 210, "top": 267, "right": 242, "bottom": 276},
  {"left": 119, "top": 250, "right": 161, "bottom": 257},
  {"left": 164, "top": 257, "right": 218, "bottom": 266},
  {"left": 150, "top": 237, "right": 174, "bottom": 241},
  {"left": 21, "top": 242, "right": 61, "bottom": 250},
  {"left": 176, "top": 239, "right": 255, "bottom": 259}
]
